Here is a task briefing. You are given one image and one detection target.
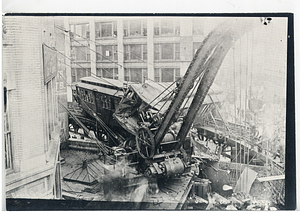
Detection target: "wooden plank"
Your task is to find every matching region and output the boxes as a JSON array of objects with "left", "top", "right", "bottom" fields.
[
  {"left": 257, "top": 175, "right": 285, "bottom": 182},
  {"left": 219, "top": 161, "right": 267, "bottom": 172}
]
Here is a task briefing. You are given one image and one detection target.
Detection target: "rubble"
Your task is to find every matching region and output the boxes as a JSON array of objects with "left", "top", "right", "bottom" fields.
[
  {"left": 187, "top": 190, "right": 278, "bottom": 211},
  {"left": 225, "top": 204, "right": 238, "bottom": 210}
]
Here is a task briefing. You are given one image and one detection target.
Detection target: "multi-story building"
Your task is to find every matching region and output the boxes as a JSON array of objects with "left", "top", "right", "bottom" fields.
[
  {"left": 64, "top": 17, "right": 286, "bottom": 110},
  {"left": 3, "top": 16, "right": 68, "bottom": 199},
  {"left": 64, "top": 17, "right": 224, "bottom": 101}
]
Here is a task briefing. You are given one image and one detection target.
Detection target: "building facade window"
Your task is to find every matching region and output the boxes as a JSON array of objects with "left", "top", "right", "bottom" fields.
[
  {"left": 72, "top": 46, "right": 90, "bottom": 61},
  {"left": 4, "top": 87, "right": 12, "bottom": 170},
  {"left": 123, "top": 20, "right": 147, "bottom": 37},
  {"left": 96, "top": 68, "right": 118, "bottom": 80},
  {"left": 70, "top": 23, "right": 90, "bottom": 39},
  {"left": 96, "top": 45, "right": 118, "bottom": 61},
  {"left": 154, "top": 43, "right": 180, "bottom": 61},
  {"left": 154, "top": 19, "right": 180, "bottom": 36},
  {"left": 124, "top": 68, "right": 147, "bottom": 83},
  {"left": 154, "top": 68, "right": 180, "bottom": 82},
  {"left": 193, "top": 19, "right": 204, "bottom": 35},
  {"left": 71, "top": 68, "right": 91, "bottom": 83},
  {"left": 95, "top": 22, "right": 117, "bottom": 38},
  {"left": 124, "top": 44, "right": 147, "bottom": 61}
]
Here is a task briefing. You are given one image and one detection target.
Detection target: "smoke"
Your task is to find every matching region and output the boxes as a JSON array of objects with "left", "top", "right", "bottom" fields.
[{"left": 98, "top": 157, "right": 149, "bottom": 205}]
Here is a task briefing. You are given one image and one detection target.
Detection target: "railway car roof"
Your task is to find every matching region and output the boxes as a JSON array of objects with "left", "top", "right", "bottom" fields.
[
  {"left": 130, "top": 81, "right": 225, "bottom": 113},
  {"left": 79, "top": 76, "right": 126, "bottom": 90},
  {"left": 76, "top": 82, "right": 124, "bottom": 97}
]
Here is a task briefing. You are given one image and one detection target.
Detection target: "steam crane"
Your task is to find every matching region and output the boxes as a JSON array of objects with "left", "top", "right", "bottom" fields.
[
  {"left": 68, "top": 17, "right": 269, "bottom": 181},
  {"left": 131, "top": 18, "right": 266, "bottom": 178}
]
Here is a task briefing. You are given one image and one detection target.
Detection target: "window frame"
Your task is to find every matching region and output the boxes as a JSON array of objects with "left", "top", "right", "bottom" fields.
[
  {"left": 96, "top": 45, "right": 118, "bottom": 62},
  {"left": 154, "top": 68, "right": 181, "bottom": 82},
  {"left": 71, "top": 68, "right": 91, "bottom": 83},
  {"left": 95, "top": 21, "right": 117, "bottom": 39},
  {"left": 124, "top": 44, "right": 147, "bottom": 61},
  {"left": 72, "top": 46, "right": 91, "bottom": 62},
  {"left": 96, "top": 68, "right": 119, "bottom": 80},
  {"left": 70, "top": 23, "right": 90, "bottom": 40},
  {"left": 154, "top": 43, "right": 180, "bottom": 61},
  {"left": 123, "top": 20, "right": 147, "bottom": 37},
  {"left": 153, "top": 19, "right": 180, "bottom": 36},
  {"left": 124, "top": 68, "right": 148, "bottom": 83},
  {"left": 192, "top": 19, "right": 204, "bottom": 35}
]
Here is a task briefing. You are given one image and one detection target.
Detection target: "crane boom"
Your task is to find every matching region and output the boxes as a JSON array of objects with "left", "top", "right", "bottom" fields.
[{"left": 155, "top": 18, "right": 265, "bottom": 147}]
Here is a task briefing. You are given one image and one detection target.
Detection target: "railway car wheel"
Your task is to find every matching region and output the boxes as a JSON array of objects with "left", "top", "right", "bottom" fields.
[{"left": 136, "top": 127, "right": 155, "bottom": 159}]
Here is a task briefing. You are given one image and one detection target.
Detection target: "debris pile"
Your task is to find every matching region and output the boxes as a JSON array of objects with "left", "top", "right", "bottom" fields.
[{"left": 186, "top": 191, "right": 279, "bottom": 210}]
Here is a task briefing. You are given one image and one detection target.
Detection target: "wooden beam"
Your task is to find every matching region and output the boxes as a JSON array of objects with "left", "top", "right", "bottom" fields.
[
  {"left": 219, "top": 161, "right": 267, "bottom": 172},
  {"left": 257, "top": 175, "right": 285, "bottom": 182}
]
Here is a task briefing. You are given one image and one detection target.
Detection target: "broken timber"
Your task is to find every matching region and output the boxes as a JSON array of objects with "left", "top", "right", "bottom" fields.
[{"left": 257, "top": 175, "right": 285, "bottom": 182}]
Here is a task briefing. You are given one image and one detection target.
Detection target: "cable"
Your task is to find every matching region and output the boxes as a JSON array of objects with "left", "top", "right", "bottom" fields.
[
  {"left": 54, "top": 29, "right": 126, "bottom": 85},
  {"left": 55, "top": 47, "right": 125, "bottom": 90},
  {"left": 55, "top": 24, "right": 155, "bottom": 67},
  {"left": 55, "top": 24, "right": 184, "bottom": 87},
  {"left": 54, "top": 25, "right": 129, "bottom": 86}
]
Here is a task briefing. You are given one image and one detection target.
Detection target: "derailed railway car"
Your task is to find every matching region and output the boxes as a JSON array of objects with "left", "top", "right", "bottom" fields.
[
  {"left": 70, "top": 76, "right": 133, "bottom": 145},
  {"left": 62, "top": 18, "right": 278, "bottom": 209}
]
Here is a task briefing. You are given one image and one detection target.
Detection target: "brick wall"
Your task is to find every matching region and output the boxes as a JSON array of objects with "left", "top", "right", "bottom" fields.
[{"left": 4, "top": 16, "right": 66, "bottom": 198}]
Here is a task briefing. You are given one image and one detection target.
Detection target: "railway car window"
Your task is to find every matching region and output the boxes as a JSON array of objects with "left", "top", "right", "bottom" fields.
[{"left": 101, "top": 95, "right": 111, "bottom": 110}]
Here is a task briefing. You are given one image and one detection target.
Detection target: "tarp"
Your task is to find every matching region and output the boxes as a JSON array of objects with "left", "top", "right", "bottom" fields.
[{"left": 234, "top": 167, "right": 258, "bottom": 194}]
